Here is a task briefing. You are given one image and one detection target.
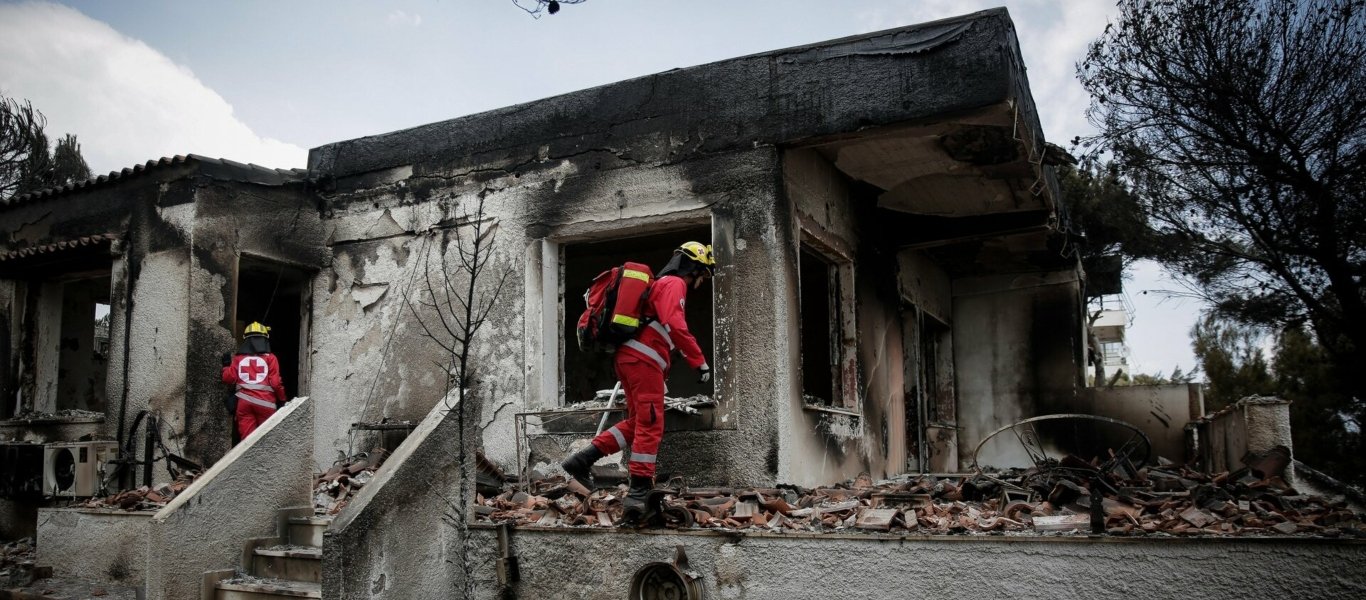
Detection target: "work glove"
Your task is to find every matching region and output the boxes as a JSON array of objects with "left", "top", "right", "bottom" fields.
[
  {"left": 221, "top": 352, "right": 233, "bottom": 367},
  {"left": 697, "top": 363, "right": 712, "bottom": 384}
]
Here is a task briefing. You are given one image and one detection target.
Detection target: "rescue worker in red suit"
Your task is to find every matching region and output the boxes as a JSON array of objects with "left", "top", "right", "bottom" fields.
[
  {"left": 221, "top": 322, "right": 287, "bottom": 440},
  {"left": 562, "top": 241, "right": 715, "bottom": 520}
]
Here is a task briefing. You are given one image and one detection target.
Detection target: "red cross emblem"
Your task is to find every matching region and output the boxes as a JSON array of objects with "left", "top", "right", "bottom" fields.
[{"left": 238, "top": 356, "right": 268, "bottom": 384}]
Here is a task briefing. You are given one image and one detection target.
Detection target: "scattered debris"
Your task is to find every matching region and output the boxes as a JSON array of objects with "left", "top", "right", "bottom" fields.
[
  {"left": 313, "top": 449, "right": 389, "bottom": 515},
  {"left": 578, "top": 391, "right": 714, "bottom": 415},
  {"left": 1, "top": 537, "right": 40, "bottom": 588},
  {"left": 81, "top": 471, "right": 200, "bottom": 512},
  {"left": 2, "top": 409, "right": 105, "bottom": 423},
  {"left": 475, "top": 454, "right": 1366, "bottom": 538}
]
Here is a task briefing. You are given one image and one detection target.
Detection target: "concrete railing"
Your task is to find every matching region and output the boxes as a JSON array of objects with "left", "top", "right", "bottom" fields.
[
  {"left": 145, "top": 397, "right": 314, "bottom": 600},
  {"left": 323, "top": 395, "right": 464, "bottom": 599}
]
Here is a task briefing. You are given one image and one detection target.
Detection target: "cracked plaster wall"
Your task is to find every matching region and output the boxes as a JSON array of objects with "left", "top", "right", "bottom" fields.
[
  {"left": 459, "top": 528, "right": 1366, "bottom": 600},
  {"left": 1076, "top": 383, "right": 1204, "bottom": 463}
]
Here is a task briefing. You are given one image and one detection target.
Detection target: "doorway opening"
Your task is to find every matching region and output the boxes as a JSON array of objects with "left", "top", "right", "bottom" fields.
[
  {"left": 55, "top": 274, "right": 112, "bottom": 413},
  {"left": 234, "top": 258, "right": 310, "bottom": 399}
]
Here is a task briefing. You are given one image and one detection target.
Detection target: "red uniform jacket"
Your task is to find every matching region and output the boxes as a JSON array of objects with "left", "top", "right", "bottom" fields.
[
  {"left": 221, "top": 353, "right": 287, "bottom": 410},
  {"left": 618, "top": 274, "right": 707, "bottom": 372}
]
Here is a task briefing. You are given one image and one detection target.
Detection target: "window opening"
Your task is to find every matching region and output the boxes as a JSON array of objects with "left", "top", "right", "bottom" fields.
[
  {"left": 799, "top": 247, "right": 836, "bottom": 405},
  {"left": 561, "top": 227, "right": 713, "bottom": 405}
]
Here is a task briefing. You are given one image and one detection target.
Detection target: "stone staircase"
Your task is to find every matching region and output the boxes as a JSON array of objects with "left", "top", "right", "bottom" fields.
[{"left": 203, "top": 508, "right": 331, "bottom": 600}]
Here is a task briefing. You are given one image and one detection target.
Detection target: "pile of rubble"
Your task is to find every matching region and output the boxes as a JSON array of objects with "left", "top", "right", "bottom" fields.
[
  {"left": 0, "top": 537, "right": 42, "bottom": 588},
  {"left": 5, "top": 409, "right": 104, "bottom": 422},
  {"left": 475, "top": 455, "right": 1365, "bottom": 537},
  {"left": 314, "top": 449, "right": 388, "bottom": 515},
  {"left": 81, "top": 472, "right": 199, "bottom": 511}
]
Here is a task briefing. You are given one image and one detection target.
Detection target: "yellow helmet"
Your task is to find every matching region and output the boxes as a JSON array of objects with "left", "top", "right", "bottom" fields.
[
  {"left": 243, "top": 322, "right": 271, "bottom": 337},
  {"left": 677, "top": 241, "right": 716, "bottom": 270}
]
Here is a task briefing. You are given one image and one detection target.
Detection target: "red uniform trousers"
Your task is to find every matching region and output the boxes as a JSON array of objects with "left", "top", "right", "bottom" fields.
[
  {"left": 236, "top": 397, "right": 277, "bottom": 439},
  {"left": 590, "top": 352, "right": 665, "bottom": 479}
]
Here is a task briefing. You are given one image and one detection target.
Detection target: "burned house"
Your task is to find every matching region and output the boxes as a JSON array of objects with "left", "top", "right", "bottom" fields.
[{"left": 1, "top": 8, "right": 1363, "bottom": 600}]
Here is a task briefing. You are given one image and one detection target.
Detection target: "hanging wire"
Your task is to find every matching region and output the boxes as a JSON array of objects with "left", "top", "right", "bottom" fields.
[{"left": 260, "top": 262, "right": 286, "bottom": 322}]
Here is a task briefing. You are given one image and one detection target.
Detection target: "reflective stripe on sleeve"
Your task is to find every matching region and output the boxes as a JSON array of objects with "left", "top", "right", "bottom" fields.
[
  {"left": 629, "top": 452, "right": 657, "bottom": 464},
  {"left": 236, "top": 392, "right": 277, "bottom": 410},
  {"left": 623, "top": 339, "right": 668, "bottom": 370}
]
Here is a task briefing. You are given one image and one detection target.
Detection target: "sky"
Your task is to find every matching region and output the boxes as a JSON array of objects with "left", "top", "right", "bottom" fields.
[{"left": 0, "top": 0, "right": 1203, "bottom": 376}]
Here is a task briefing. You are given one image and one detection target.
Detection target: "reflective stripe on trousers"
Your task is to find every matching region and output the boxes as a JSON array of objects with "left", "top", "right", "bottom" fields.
[{"left": 235, "top": 391, "right": 276, "bottom": 410}]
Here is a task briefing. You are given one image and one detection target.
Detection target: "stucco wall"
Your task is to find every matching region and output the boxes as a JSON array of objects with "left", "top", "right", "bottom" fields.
[
  {"left": 953, "top": 271, "right": 1085, "bottom": 469},
  {"left": 457, "top": 527, "right": 1366, "bottom": 600},
  {"left": 145, "top": 397, "right": 313, "bottom": 600},
  {"left": 322, "top": 396, "right": 458, "bottom": 600},
  {"left": 1077, "top": 383, "right": 1204, "bottom": 463},
  {"left": 36, "top": 509, "right": 150, "bottom": 585}
]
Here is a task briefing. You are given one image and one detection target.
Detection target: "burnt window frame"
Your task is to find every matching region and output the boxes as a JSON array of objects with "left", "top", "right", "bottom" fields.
[{"left": 797, "top": 233, "right": 857, "bottom": 413}]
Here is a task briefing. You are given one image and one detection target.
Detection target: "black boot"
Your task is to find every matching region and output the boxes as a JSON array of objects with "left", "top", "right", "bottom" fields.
[
  {"left": 621, "top": 475, "right": 654, "bottom": 522},
  {"left": 561, "top": 445, "right": 603, "bottom": 490}
]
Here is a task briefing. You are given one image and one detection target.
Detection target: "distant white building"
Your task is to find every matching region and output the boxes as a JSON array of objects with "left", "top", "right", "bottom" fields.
[{"left": 1090, "top": 293, "right": 1133, "bottom": 382}]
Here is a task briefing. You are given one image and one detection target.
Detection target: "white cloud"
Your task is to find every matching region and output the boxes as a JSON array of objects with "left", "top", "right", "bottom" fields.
[
  {"left": 0, "top": 2, "right": 306, "bottom": 175},
  {"left": 387, "top": 10, "right": 423, "bottom": 27}
]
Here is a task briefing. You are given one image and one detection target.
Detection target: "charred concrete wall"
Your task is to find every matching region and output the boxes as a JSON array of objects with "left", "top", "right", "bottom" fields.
[
  {"left": 952, "top": 270, "right": 1086, "bottom": 469},
  {"left": 458, "top": 527, "right": 1366, "bottom": 600},
  {"left": 779, "top": 148, "right": 908, "bottom": 485},
  {"left": 0, "top": 172, "right": 185, "bottom": 458},
  {"left": 305, "top": 8, "right": 1046, "bottom": 485},
  {"left": 0, "top": 167, "right": 321, "bottom": 472},
  {"left": 308, "top": 143, "right": 785, "bottom": 485},
  {"left": 184, "top": 181, "right": 326, "bottom": 464}
]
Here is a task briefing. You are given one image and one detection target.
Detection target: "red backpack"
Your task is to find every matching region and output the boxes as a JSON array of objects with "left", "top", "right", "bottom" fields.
[{"left": 576, "top": 262, "right": 653, "bottom": 352}]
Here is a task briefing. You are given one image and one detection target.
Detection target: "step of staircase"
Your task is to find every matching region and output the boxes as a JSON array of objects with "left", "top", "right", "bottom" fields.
[
  {"left": 216, "top": 578, "right": 321, "bottom": 600},
  {"left": 251, "top": 546, "right": 322, "bottom": 583},
  {"left": 285, "top": 516, "right": 332, "bottom": 548},
  {"left": 210, "top": 509, "right": 330, "bottom": 600}
]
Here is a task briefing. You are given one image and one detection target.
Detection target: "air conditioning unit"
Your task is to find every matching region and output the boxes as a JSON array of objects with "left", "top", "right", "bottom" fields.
[
  {"left": 44, "top": 441, "right": 118, "bottom": 498},
  {"left": 0, "top": 442, "right": 45, "bottom": 499}
]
